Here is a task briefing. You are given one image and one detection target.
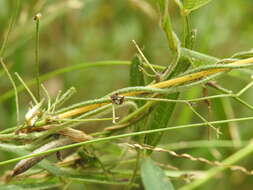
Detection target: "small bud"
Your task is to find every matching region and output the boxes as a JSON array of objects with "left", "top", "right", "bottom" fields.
[{"left": 33, "top": 13, "right": 42, "bottom": 21}]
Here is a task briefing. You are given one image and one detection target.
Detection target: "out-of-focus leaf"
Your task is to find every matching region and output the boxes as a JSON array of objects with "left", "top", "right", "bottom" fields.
[
  {"left": 70, "top": 175, "right": 137, "bottom": 186},
  {"left": 181, "top": 48, "right": 218, "bottom": 66},
  {"left": 5, "top": 1, "right": 84, "bottom": 58},
  {"left": 141, "top": 158, "right": 175, "bottom": 190},
  {"left": 0, "top": 60, "right": 130, "bottom": 103},
  {"left": 174, "top": 0, "right": 213, "bottom": 15},
  {"left": 159, "top": 0, "right": 180, "bottom": 52},
  {"left": 0, "top": 180, "right": 61, "bottom": 190},
  {"left": 231, "top": 50, "right": 253, "bottom": 59},
  {"left": 183, "top": 0, "right": 212, "bottom": 12}
]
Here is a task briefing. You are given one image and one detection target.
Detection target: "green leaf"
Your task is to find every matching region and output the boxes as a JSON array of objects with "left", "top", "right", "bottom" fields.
[
  {"left": 129, "top": 55, "right": 146, "bottom": 142},
  {"left": 70, "top": 175, "right": 135, "bottom": 186},
  {"left": 130, "top": 55, "right": 145, "bottom": 107},
  {"left": 184, "top": 0, "right": 212, "bottom": 10},
  {"left": 144, "top": 93, "right": 178, "bottom": 146},
  {"left": 0, "top": 181, "right": 61, "bottom": 190},
  {"left": 141, "top": 158, "right": 175, "bottom": 190},
  {"left": 173, "top": 0, "right": 213, "bottom": 15},
  {"left": 144, "top": 58, "right": 191, "bottom": 147},
  {"left": 130, "top": 55, "right": 145, "bottom": 87}
]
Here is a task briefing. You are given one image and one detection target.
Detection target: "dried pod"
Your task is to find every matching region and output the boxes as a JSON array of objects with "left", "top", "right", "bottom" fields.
[
  {"left": 11, "top": 138, "right": 72, "bottom": 177},
  {"left": 58, "top": 128, "right": 93, "bottom": 142},
  {"left": 32, "top": 125, "right": 93, "bottom": 143}
]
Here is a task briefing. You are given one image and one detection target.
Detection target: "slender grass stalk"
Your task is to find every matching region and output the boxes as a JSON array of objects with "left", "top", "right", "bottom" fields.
[
  {"left": 0, "top": 0, "right": 20, "bottom": 126},
  {"left": 55, "top": 57, "right": 253, "bottom": 120},
  {"left": 15, "top": 72, "right": 38, "bottom": 104},
  {"left": 125, "top": 149, "right": 141, "bottom": 190},
  {"left": 0, "top": 0, "right": 20, "bottom": 57},
  {"left": 207, "top": 81, "right": 253, "bottom": 111},
  {"left": 2, "top": 116, "right": 253, "bottom": 166},
  {"left": 132, "top": 40, "right": 158, "bottom": 75},
  {"left": 221, "top": 98, "right": 242, "bottom": 146},
  {"left": 0, "top": 47, "right": 228, "bottom": 104},
  {"left": 186, "top": 102, "right": 221, "bottom": 137},
  {"left": 0, "top": 61, "right": 131, "bottom": 103},
  {"left": 34, "top": 13, "right": 42, "bottom": 101},
  {"left": 0, "top": 59, "right": 20, "bottom": 125},
  {"left": 179, "top": 141, "right": 253, "bottom": 190},
  {"left": 162, "top": 140, "right": 248, "bottom": 150},
  {"left": 41, "top": 84, "right": 51, "bottom": 112}
]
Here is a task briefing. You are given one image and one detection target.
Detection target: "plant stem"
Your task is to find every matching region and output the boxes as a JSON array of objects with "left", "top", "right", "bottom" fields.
[
  {"left": 179, "top": 141, "right": 253, "bottom": 190},
  {"left": 55, "top": 57, "right": 253, "bottom": 120},
  {"left": 34, "top": 13, "right": 41, "bottom": 101},
  {"left": 1, "top": 116, "right": 253, "bottom": 166}
]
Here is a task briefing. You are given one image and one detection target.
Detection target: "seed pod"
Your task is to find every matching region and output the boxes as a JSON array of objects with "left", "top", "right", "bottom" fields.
[
  {"left": 31, "top": 125, "right": 93, "bottom": 143},
  {"left": 11, "top": 138, "right": 72, "bottom": 176},
  {"left": 58, "top": 128, "right": 93, "bottom": 142}
]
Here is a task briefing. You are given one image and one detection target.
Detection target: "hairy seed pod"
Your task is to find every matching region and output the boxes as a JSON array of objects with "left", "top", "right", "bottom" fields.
[{"left": 11, "top": 138, "right": 73, "bottom": 176}]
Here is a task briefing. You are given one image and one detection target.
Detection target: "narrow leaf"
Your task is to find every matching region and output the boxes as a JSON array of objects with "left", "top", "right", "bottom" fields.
[
  {"left": 130, "top": 55, "right": 145, "bottom": 107},
  {"left": 182, "top": 0, "right": 213, "bottom": 15},
  {"left": 130, "top": 55, "right": 146, "bottom": 142},
  {"left": 0, "top": 181, "right": 61, "bottom": 190},
  {"left": 141, "top": 158, "right": 175, "bottom": 190},
  {"left": 144, "top": 58, "right": 191, "bottom": 147},
  {"left": 130, "top": 55, "right": 145, "bottom": 87}
]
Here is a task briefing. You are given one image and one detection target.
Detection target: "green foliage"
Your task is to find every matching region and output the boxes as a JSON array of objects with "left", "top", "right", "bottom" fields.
[
  {"left": 130, "top": 55, "right": 145, "bottom": 106},
  {"left": 174, "top": 0, "right": 213, "bottom": 15},
  {"left": 141, "top": 158, "right": 175, "bottom": 190},
  {"left": 0, "top": 180, "right": 61, "bottom": 190},
  {"left": 1, "top": 0, "right": 253, "bottom": 190}
]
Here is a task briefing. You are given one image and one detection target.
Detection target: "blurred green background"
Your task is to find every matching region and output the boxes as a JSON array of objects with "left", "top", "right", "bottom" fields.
[{"left": 1, "top": 0, "right": 253, "bottom": 189}]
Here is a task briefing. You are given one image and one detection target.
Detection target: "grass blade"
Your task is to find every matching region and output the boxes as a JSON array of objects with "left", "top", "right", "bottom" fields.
[{"left": 141, "top": 157, "right": 175, "bottom": 190}]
